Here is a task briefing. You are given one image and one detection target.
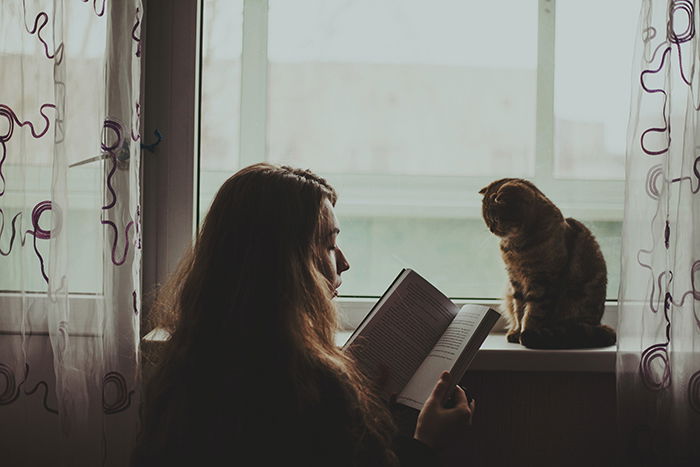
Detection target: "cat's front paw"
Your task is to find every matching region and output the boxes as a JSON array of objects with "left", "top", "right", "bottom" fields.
[{"left": 506, "top": 330, "right": 521, "bottom": 343}]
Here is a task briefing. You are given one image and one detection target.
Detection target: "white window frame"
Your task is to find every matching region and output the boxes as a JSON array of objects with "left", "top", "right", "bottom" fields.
[{"left": 143, "top": 0, "right": 623, "bottom": 333}]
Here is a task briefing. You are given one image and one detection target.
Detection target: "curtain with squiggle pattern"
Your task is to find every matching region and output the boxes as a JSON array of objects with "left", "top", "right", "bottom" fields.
[
  {"left": 618, "top": 0, "right": 700, "bottom": 465},
  {"left": 0, "top": 1, "right": 142, "bottom": 466}
]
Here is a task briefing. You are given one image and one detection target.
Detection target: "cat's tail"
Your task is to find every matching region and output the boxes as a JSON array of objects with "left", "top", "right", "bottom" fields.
[{"left": 520, "top": 323, "right": 616, "bottom": 349}]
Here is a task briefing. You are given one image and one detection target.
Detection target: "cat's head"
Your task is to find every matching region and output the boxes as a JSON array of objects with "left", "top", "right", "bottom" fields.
[{"left": 479, "top": 178, "right": 555, "bottom": 237}]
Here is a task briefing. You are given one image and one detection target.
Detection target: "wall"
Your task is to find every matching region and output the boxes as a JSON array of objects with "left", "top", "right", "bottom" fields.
[
  {"left": 0, "top": 333, "right": 138, "bottom": 467},
  {"left": 0, "top": 334, "right": 62, "bottom": 467},
  {"left": 443, "top": 371, "right": 617, "bottom": 467}
]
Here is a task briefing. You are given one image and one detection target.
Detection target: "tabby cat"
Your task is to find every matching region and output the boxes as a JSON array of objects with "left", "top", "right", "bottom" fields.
[{"left": 479, "top": 178, "right": 616, "bottom": 349}]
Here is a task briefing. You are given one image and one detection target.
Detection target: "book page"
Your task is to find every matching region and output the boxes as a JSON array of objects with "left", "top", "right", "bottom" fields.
[
  {"left": 344, "top": 269, "right": 458, "bottom": 398},
  {"left": 396, "top": 305, "right": 491, "bottom": 410}
]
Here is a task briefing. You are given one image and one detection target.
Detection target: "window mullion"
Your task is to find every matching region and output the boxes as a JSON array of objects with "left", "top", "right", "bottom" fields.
[
  {"left": 239, "top": 0, "right": 269, "bottom": 168},
  {"left": 535, "top": 0, "right": 556, "bottom": 181}
]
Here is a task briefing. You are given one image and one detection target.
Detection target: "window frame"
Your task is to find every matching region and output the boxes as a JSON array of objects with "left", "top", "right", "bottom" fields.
[
  {"left": 141, "top": 0, "right": 201, "bottom": 328},
  {"left": 142, "top": 0, "right": 623, "bottom": 332}
]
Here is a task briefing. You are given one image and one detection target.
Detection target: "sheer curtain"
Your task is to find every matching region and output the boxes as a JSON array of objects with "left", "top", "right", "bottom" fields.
[
  {"left": 0, "top": 1, "right": 142, "bottom": 466},
  {"left": 619, "top": 0, "right": 700, "bottom": 465}
]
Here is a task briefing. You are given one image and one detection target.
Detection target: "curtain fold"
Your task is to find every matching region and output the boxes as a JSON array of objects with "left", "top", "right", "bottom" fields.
[
  {"left": 618, "top": 1, "right": 700, "bottom": 465},
  {"left": 0, "top": 1, "right": 142, "bottom": 466}
]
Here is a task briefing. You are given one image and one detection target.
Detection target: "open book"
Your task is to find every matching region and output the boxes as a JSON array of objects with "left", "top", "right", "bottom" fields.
[{"left": 343, "top": 268, "right": 501, "bottom": 410}]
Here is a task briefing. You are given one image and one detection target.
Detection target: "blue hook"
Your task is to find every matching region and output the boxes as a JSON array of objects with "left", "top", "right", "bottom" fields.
[{"left": 140, "top": 129, "right": 163, "bottom": 153}]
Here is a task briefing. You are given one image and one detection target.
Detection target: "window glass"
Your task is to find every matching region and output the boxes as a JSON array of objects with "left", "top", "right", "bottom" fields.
[
  {"left": 0, "top": 4, "right": 106, "bottom": 293},
  {"left": 199, "top": 0, "right": 244, "bottom": 215},
  {"left": 267, "top": 0, "right": 538, "bottom": 177},
  {"left": 553, "top": 0, "right": 637, "bottom": 180},
  {"left": 198, "top": 0, "right": 626, "bottom": 300},
  {"left": 268, "top": 0, "right": 538, "bottom": 297}
]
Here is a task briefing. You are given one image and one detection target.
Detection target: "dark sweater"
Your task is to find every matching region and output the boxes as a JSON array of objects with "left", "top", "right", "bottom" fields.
[{"left": 131, "top": 367, "right": 439, "bottom": 467}]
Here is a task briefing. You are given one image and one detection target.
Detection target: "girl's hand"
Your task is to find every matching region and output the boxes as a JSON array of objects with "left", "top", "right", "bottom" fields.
[{"left": 413, "top": 371, "right": 476, "bottom": 450}]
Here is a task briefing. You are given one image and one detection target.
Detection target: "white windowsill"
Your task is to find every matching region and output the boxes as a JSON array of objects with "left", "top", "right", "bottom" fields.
[
  {"left": 142, "top": 299, "right": 618, "bottom": 374},
  {"left": 144, "top": 328, "right": 616, "bottom": 374},
  {"left": 142, "top": 328, "right": 616, "bottom": 374}
]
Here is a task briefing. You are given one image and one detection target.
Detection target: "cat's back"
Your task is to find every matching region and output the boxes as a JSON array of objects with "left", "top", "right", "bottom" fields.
[
  {"left": 562, "top": 217, "right": 607, "bottom": 318},
  {"left": 564, "top": 217, "right": 606, "bottom": 275}
]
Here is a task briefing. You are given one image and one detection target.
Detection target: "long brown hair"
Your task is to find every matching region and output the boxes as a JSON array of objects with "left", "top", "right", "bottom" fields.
[{"left": 134, "top": 163, "right": 396, "bottom": 466}]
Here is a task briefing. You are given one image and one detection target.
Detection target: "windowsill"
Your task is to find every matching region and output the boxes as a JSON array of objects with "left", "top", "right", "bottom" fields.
[
  {"left": 335, "top": 331, "right": 616, "bottom": 373},
  {"left": 144, "top": 320, "right": 617, "bottom": 374}
]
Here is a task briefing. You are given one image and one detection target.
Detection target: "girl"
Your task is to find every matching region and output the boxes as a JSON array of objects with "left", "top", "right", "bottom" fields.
[{"left": 132, "top": 163, "right": 475, "bottom": 466}]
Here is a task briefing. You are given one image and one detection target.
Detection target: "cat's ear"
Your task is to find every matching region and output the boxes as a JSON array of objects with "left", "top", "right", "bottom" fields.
[{"left": 479, "top": 186, "right": 488, "bottom": 195}]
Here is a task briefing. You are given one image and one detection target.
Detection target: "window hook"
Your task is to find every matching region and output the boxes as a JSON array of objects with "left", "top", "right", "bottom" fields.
[{"left": 140, "top": 129, "right": 163, "bottom": 153}]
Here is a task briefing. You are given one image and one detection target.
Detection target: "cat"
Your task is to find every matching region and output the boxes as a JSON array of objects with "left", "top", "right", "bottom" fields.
[{"left": 479, "top": 178, "right": 616, "bottom": 349}]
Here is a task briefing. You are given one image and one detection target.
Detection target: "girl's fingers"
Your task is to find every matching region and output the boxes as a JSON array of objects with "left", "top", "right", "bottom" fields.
[
  {"left": 450, "top": 384, "right": 469, "bottom": 407},
  {"left": 429, "top": 371, "right": 451, "bottom": 402}
]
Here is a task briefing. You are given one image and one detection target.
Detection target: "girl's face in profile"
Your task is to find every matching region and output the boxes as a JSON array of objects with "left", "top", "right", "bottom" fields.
[{"left": 317, "top": 198, "right": 350, "bottom": 297}]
